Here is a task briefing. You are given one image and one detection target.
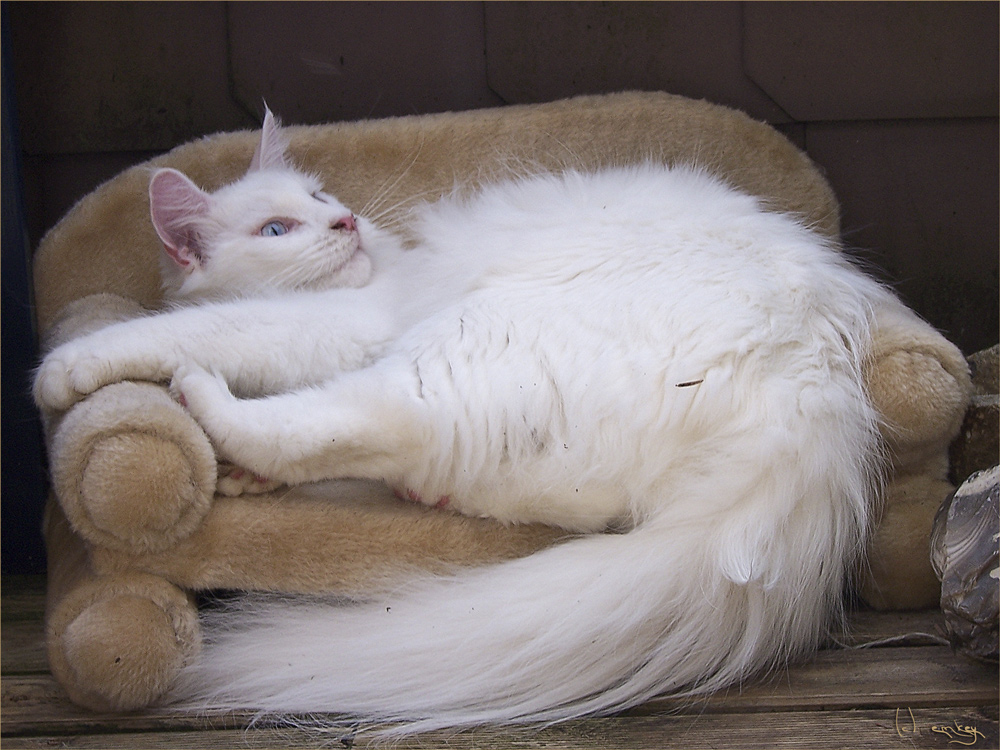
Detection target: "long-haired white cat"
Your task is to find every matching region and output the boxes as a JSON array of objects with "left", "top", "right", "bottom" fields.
[{"left": 35, "top": 111, "right": 899, "bottom": 733}]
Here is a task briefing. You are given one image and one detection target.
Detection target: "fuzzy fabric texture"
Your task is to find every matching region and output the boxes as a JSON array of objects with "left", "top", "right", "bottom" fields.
[{"left": 34, "top": 92, "right": 971, "bottom": 712}]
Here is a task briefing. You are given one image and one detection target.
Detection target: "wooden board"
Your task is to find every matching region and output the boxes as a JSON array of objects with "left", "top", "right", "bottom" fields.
[
  {"left": 3, "top": 575, "right": 997, "bottom": 749},
  {"left": 2, "top": 708, "right": 997, "bottom": 750}
]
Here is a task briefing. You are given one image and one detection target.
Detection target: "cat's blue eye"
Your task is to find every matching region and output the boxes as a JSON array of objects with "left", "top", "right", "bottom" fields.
[{"left": 260, "top": 220, "right": 288, "bottom": 237}]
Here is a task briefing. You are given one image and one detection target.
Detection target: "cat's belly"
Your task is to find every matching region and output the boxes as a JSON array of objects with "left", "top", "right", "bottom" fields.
[
  {"left": 388, "top": 472, "right": 632, "bottom": 533},
  {"left": 391, "top": 295, "right": 705, "bottom": 530},
  {"left": 466, "top": 483, "right": 633, "bottom": 532}
]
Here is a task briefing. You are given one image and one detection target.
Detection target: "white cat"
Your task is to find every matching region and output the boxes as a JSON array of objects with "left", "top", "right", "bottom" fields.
[{"left": 36, "top": 111, "right": 900, "bottom": 732}]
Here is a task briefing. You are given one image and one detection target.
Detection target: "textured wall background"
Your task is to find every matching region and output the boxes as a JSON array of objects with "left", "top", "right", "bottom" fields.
[{"left": 8, "top": 1, "right": 997, "bottom": 351}]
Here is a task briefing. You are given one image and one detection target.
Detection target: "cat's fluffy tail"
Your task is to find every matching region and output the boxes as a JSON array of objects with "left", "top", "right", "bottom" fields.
[{"left": 173, "top": 404, "right": 880, "bottom": 736}]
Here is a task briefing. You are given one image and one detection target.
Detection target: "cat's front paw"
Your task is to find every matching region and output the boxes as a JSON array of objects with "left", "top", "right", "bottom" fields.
[
  {"left": 173, "top": 365, "right": 278, "bottom": 488},
  {"left": 33, "top": 344, "right": 114, "bottom": 411},
  {"left": 171, "top": 364, "right": 234, "bottom": 423}
]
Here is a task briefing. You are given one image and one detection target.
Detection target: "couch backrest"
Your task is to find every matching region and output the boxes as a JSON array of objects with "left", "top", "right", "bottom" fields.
[{"left": 32, "top": 91, "right": 839, "bottom": 337}]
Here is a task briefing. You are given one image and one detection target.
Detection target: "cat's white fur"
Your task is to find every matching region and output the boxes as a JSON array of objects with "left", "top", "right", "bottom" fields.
[{"left": 35, "top": 111, "right": 901, "bottom": 733}]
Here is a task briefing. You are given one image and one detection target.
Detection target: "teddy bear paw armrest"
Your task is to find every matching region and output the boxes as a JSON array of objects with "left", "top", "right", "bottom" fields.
[
  {"left": 44, "top": 500, "right": 202, "bottom": 712},
  {"left": 48, "top": 570, "right": 201, "bottom": 712},
  {"left": 857, "top": 299, "right": 975, "bottom": 610},
  {"left": 866, "top": 301, "right": 974, "bottom": 473},
  {"left": 49, "top": 381, "right": 218, "bottom": 554},
  {"left": 38, "top": 294, "right": 219, "bottom": 554}
]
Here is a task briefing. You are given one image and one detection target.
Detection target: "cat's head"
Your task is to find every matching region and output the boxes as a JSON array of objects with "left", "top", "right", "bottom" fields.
[{"left": 150, "top": 108, "right": 374, "bottom": 302}]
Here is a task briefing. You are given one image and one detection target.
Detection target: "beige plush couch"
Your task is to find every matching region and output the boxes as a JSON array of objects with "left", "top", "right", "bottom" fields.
[{"left": 32, "top": 92, "right": 971, "bottom": 712}]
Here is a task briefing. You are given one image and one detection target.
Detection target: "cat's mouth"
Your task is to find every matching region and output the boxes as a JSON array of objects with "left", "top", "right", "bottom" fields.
[
  {"left": 323, "top": 240, "right": 372, "bottom": 288},
  {"left": 333, "top": 240, "right": 365, "bottom": 272}
]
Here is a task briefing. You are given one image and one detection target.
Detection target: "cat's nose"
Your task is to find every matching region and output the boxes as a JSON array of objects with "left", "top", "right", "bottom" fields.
[{"left": 332, "top": 214, "right": 357, "bottom": 233}]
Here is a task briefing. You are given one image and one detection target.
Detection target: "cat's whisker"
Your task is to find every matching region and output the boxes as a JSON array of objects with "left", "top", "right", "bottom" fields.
[
  {"left": 361, "top": 190, "right": 426, "bottom": 228},
  {"left": 357, "top": 138, "right": 428, "bottom": 220},
  {"left": 362, "top": 194, "right": 419, "bottom": 224},
  {"left": 362, "top": 188, "right": 444, "bottom": 228},
  {"left": 359, "top": 182, "right": 404, "bottom": 222}
]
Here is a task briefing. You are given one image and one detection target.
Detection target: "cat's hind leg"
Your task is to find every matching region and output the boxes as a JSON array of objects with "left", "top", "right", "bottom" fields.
[{"left": 172, "top": 361, "right": 431, "bottom": 488}]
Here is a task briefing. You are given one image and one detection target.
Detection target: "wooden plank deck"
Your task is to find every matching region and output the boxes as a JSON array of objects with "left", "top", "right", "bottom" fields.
[{"left": 2, "top": 575, "right": 997, "bottom": 749}]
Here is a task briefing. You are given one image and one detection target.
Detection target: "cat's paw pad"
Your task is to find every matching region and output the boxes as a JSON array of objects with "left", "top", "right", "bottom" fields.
[{"left": 216, "top": 463, "right": 284, "bottom": 496}]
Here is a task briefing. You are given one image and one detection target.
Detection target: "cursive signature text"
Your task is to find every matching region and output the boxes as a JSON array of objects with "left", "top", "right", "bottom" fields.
[
  {"left": 895, "top": 708, "right": 987, "bottom": 745},
  {"left": 931, "top": 721, "right": 986, "bottom": 746}
]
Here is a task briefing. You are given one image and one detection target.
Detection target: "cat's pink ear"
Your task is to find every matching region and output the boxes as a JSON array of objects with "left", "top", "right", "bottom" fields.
[
  {"left": 249, "top": 106, "right": 290, "bottom": 172},
  {"left": 149, "top": 168, "right": 212, "bottom": 269}
]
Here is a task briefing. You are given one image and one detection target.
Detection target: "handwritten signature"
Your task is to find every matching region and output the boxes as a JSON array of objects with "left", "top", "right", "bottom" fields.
[
  {"left": 896, "top": 708, "right": 987, "bottom": 745},
  {"left": 931, "top": 721, "right": 987, "bottom": 746}
]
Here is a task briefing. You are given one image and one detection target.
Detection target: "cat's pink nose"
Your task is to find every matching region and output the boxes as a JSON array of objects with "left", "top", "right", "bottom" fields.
[{"left": 332, "top": 214, "right": 357, "bottom": 233}]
